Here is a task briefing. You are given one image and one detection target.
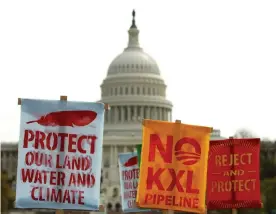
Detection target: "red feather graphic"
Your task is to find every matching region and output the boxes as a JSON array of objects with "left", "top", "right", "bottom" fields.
[
  {"left": 124, "top": 156, "right": 138, "bottom": 167},
  {"left": 26, "top": 110, "right": 97, "bottom": 127}
]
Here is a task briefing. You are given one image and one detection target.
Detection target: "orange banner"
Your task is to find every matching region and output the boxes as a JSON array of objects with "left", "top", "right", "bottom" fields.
[{"left": 137, "top": 120, "right": 212, "bottom": 213}]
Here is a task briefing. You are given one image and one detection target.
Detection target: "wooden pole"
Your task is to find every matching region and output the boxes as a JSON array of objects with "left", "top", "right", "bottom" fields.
[
  {"left": 229, "top": 136, "right": 238, "bottom": 214},
  {"left": 55, "top": 210, "right": 64, "bottom": 214},
  {"left": 162, "top": 210, "right": 174, "bottom": 214},
  {"left": 232, "top": 208, "right": 238, "bottom": 214},
  {"left": 55, "top": 96, "right": 67, "bottom": 214}
]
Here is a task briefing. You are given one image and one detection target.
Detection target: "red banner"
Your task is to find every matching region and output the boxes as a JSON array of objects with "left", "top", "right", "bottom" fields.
[{"left": 207, "top": 138, "right": 262, "bottom": 209}]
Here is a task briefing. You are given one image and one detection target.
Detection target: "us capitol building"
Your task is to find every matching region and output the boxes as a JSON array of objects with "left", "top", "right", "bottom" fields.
[{"left": 1, "top": 11, "right": 227, "bottom": 213}]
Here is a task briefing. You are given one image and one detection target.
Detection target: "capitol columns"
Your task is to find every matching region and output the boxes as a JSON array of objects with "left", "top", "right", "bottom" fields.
[
  {"left": 110, "top": 146, "right": 113, "bottom": 167},
  {"left": 124, "top": 146, "right": 128, "bottom": 153},
  {"left": 114, "top": 146, "right": 118, "bottom": 164},
  {"left": 164, "top": 108, "right": 168, "bottom": 121},
  {"left": 140, "top": 106, "right": 144, "bottom": 119},
  {"left": 154, "top": 107, "right": 158, "bottom": 119},
  {"left": 108, "top": 108, "right": 112, "bottom": 122},
  {"left": 162, "top": 108, "right": 166, "bottom": 121},
  {"left": 134, "top": 106, "right": 137, "bottom": 121},
  {"left": 127, "top": 106, "right": 131, "bottom": 121},
  {"left": 146, "top": 106, "right": 150, "bottom": 119},
  {"left": 114, "top": 106, "right": 119, "bottom": 123},
  {"left": 120, "top": 106, "right": 124, "bottom": 122}
]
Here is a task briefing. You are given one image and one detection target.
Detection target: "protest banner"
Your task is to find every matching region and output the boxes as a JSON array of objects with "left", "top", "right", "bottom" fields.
[
  {"left": 118, "top": 152, "right": 150, "bottom": 213},
  {"left": 16, "top": 96, "right": 106, "bottom": 210},
  {"left": 207, "top": 138, "right": 262, "bottom": 210},
  {"left": 136, "top": 119, "right": 212, "bottom": 213}
]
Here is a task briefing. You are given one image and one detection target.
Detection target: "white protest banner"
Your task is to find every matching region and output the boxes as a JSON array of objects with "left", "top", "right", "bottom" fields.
[
  {"left": 118, "top": 152, "right": 151, "bottom": 213},
  {"left": 15, "top": 98, "right": 105, "bottom": 210}
]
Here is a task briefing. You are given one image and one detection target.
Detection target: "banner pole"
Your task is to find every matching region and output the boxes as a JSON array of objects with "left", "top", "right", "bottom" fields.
[
  {"left": 232, "top": 208, "right": 238, "bottom": 214},
  {"left": 55, "top": 95, "right": 68, "bottom": 214},
  {"left": 229, "top": 136, "right": 238, "bottom": 214}
]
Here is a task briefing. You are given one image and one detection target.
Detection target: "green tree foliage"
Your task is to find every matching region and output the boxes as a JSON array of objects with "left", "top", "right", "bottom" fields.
[
  {"left": 262, "top": 178, "right": 276, "bottom": 213},
  {"left": 1, "top": 170, "right": 9, "bottom": 212}
]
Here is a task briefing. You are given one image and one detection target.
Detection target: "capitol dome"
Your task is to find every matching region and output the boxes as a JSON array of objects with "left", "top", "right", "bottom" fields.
[
  {"left": 107, "top": 51, "right": 160, "bottom": 75},
  {"left": 106, "top": 11, "right": 160, "bottom": 76},
  {"left": 100, "top": 10, "right": 173, "bottom": 134},
  {"left": 107, "top": 45, "right": 160, "bottom": 76}
]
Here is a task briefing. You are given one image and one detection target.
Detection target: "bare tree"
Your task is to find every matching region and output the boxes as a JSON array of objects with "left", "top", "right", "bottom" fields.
[{"left": 234, "top": 128, "right": 255, "bottom": 138}]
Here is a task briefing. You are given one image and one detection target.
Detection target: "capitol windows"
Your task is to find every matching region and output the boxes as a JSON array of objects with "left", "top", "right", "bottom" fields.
[
  {"left": 105, "top": 171, "right": 109, "bottom": 179},
  {"left": 113, "top": 188, "right": 119, "bottom": 198},
  {"left": 137, "top": 106, "right": 141, "bottom": 118},
  {"left": 114, "top": 88, "right": 117, "bottom": 95},
  {"left": 107, "top": 203, "right": 112, "bottom": 211},
  {"left": 104, "top": 159, "right": 110, "bottom": 167},
  {"left": 131, "top": 87, "right": 134, "bottom": 94},
  {"left": 152, "top": 88, "right": 156, "bottom": 95},
  {"left": 118, "top": 107, "right": 122, "bottom": 121},
  {"left": 131, "top": 107, "right": 134, "bottom": 119},
  {"left": 142, "top": 87, "right": 145, "bottom": 95},
  {"left": 124, "top": 106, "right": 128, "bottom": 120},
  {"left": 148, "top": 87, "right": 151, "bottom": 95},
  {"left": 115, "top": 203, "right": 121, "bottom": 212},
  {"left": 125, "top": 87, "right": 128, "bottom": 95},
  {"left": 137, "top": 87, "right": 140, "bottom": 95},
  {"left": 120, "top": 87, "right": 123, "bottom": 95}
]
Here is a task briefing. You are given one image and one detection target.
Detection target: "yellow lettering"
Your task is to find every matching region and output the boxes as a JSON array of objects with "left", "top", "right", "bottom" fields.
[
  {"left": 215, "top": 153, "right": 253, "bottom": 166},
  {"left": 233, "top": 154, "right": 239, "bottom": 165},
  {"left": 240, "top": 153, "right": 252, "bottom": 165},
  {"left": 224, "top": 169, "right": 244, "bottom": 176},
  {"left": 232, "top": 180, "right": 239, "bottom": 191},
  {"left": 215, "top": 155, "right": 221, "bottom": 166},
  {"left": 229, "top": 170, "right": 238, "bottom": 176},
  {"left": 238, "top": 179, "right": 244, "bottom": 191},
  {"left": 244, "top": 180, "right": 250, "bottom": 191},
  {"left": 218, "top": 181, "right": 224, "bottom": 192},
  {"left": 223, "top": 171, "right": 230, "bottom": 176},
  {"left": 222, "top": 155, "right": 227, "bottom": 166},
  {"left": 247, "top": 153, "right": 252, "bottom": 164},
  {"left": 211, "top": 181, "right": 217, "bottom": 192},
  {"left": 211, "top": 179, "right": 256, "bottom": 193}
]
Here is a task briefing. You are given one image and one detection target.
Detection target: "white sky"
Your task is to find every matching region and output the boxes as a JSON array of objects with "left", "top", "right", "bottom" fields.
[{"left": 0, "top": 0, "right": 275, "bottom": 142}]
